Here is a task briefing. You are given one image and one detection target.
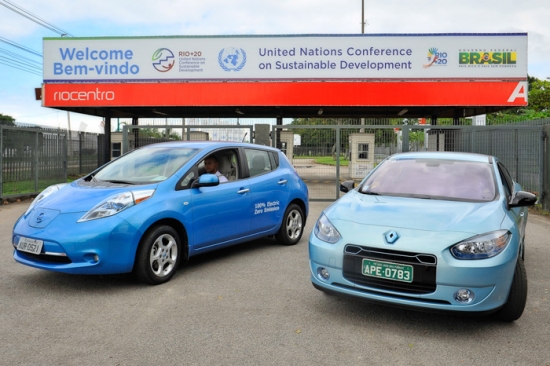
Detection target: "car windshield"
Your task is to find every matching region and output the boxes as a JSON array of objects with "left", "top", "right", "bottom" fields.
[
  {"left": 360, "top": 158, "right": 496, "bottom": 202},
  {"left": 94, "top": 147, "right": 198, "bottom": 183}
]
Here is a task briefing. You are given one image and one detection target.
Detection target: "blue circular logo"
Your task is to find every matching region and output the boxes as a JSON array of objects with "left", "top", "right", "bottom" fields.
[
  {"left": 218, "top": 48, "right": 247, "bottom": 71},
  {"left": 152, "top": 48, "right": 175, "bottom": 72}
]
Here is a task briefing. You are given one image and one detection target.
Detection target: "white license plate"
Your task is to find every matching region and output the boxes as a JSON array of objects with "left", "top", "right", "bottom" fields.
[{"left": 17, "top": 237, "right": 44, "bottom": 255}]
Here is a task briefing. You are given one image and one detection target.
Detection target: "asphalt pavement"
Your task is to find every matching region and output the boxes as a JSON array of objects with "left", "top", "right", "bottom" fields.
[{"left": 1, "top": 200, "right": 549, "bottom": 366}]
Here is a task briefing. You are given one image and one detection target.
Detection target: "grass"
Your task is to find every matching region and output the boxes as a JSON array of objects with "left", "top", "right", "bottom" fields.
[
  {"left": 294, "top": 155, "right": 349, "bottom": 166},
  {"left": 530, "top": 204, "right": 550, "bottom": 217}
]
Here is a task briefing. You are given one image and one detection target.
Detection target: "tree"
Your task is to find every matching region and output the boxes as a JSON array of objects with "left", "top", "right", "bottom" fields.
[
  {"left": 487, "top": 76, "right": 550, "bottom": 124},
  {"left": 526, "top": 78, "right": 550, "bottom": 112},
  {"left": 0, "top": 113, "right": 16, "bottom": 126}
]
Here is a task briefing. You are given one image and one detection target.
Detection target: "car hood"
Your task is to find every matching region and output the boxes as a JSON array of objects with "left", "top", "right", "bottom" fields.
[
  {"left": 326, "top": 190, "right": 505, "bottom": 235},
  {"left": 31, "top": 181, "right": 157, "bottom": 214}
]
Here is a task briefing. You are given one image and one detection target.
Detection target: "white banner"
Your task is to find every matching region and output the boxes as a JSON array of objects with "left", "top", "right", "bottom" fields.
[{"left": 43, "top": 33, "right": 527, "bottom": 82}]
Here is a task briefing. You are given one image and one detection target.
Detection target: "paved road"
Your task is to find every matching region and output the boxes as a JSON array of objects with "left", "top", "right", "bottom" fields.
[{"left": 1, "top": 200, "right": 549, "bottom": 366}]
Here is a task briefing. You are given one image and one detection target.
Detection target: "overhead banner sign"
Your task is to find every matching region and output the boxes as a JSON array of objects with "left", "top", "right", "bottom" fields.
[
  {"left": 43, "top": 81, "right": 528, "bottom": 107},
  {"left": 42, "top": 33, "right": 527, "bottom": 82}
]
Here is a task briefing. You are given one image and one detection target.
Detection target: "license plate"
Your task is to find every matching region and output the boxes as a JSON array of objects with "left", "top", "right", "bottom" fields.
[
  {"left": 362, "top": 259, "right": 413, "bottom": 283},
  {"left": 17, "top": 237, "right": 44, "bottom": 255}
]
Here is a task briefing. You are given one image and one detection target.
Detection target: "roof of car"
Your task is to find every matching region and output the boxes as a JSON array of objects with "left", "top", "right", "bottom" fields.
[
  {"left": 390, "top": 151, "right": 492, "bottom": 163},
  {"left": 142, "top": 140, "right": 279, "bottom": 151}
]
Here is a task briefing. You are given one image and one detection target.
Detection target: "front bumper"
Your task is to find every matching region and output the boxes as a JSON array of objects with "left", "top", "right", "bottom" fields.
[
  {"left": 308, "top": 234, "right": 518, "bottom": 314},
  {"left": 12, "top": 212, "right": 142, "bottom": 275}
]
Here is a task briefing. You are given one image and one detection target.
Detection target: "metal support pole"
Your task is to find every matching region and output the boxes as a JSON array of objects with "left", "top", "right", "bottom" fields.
[
  {"left": 335, "top": 126, "right": 341, "bottom": 199},
  {"left": 541, "top": 126, "right": 548, "bottom": 211},
  {"left": 102, "top": 116, "right": 112, "bottom": 165},
  {"left": 401, "top": 125, "right": 410, "bottom": 153}
]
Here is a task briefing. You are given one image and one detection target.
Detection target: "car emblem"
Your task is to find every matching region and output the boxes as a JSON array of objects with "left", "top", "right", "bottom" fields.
[
  {"left": 36, "top": 212, "right": 45, "bottom": 224},
  {"left": 384, "top": 230, "right": 399, "bottom": 244}
]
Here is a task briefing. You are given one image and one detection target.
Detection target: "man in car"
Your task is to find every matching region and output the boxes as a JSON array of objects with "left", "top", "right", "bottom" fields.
[{"left": 203, "top": 155, "right": 228, "bottom": 183}]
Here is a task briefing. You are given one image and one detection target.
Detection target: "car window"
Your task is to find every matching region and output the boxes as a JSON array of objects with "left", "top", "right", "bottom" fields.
[
  {"left": 95, "top": 147, "right": 197, "bottom": 183},
  {"left": 269, "top": 151, "right": 280, "bottom": 169},
  {"left": 245, "top": 149, "right": 273, "bottom": 177},
  {"left": 178, "top": 169, "right": 197, "bottom": 189},
  {"left": 360, "top": 158, "right": 496, "bottom": 202},
  {"left": 178, "top": 149, "right": 240, "bottom": 190}
]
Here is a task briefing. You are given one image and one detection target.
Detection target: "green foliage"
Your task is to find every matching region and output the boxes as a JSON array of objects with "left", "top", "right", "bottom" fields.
[
  {"left": 0, "top": 113, "right": 16, "bottom": 126},
  {"left": 487, "top": 76, "right": 550, "bottom": 124},
  {"left": 140, "top": 128, "right": 163, "bottom": 138}
]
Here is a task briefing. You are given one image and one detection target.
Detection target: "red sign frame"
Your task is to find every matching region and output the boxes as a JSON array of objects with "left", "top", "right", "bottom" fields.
[{"left": 43, "top": 81, "right": 528, "bottom": 108}]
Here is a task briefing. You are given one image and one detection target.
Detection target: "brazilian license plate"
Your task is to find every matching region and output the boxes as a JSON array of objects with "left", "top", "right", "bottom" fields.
[
  {"left": 17, "top": 237, "right": 43, "bottom": 255},
  {"left": 362, "top": 259, "right": 413, "bottom": 283}
]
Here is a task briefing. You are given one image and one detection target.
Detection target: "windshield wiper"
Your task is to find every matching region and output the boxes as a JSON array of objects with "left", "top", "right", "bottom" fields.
[{"left": 102, "top": 179, "right": 136, "bottom": 185}]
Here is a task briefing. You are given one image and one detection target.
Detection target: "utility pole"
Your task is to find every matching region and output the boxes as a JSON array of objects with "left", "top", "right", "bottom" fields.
[
  {"left": 360, "top": 0, "right": 365, "bottom": 132},
  {"left": 362, "top": 0, "right": 365, "bottom": 34}
]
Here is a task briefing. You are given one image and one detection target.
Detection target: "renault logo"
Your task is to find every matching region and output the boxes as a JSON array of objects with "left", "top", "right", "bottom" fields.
[{"left": 384, "top": 230, "right": 399, "bottom": 244}]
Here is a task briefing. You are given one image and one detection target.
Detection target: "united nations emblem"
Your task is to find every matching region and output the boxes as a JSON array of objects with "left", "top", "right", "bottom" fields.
[{"left": 218, "top": 48, "right": 247, "bottom": 71}]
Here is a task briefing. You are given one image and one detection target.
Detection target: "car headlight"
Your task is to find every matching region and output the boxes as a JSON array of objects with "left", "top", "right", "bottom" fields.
[
  {"left": 25, "top": 183, "right": 68, "bottom": 215},
  {"left": 314, "top": 213, "right": 341, "bottom": 244},
  {"left": 78, "top": 189, "right": 155, "bottom": 222},
  {"left": 450, "top": 230, "right": 511, "bottom": 259}
]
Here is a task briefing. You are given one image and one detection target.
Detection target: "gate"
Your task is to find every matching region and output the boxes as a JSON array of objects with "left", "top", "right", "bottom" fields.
[
  {"left": 272, "top": 124, "right": 544, "bottom": 201},
  {"left": 120, "top": 124, "right": 254, "bottom": 155}
]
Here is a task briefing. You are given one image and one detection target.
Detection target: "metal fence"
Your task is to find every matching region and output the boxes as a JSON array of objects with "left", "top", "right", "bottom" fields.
[
  {"left": 273, "top": 124, "right": 545, "bottom": 201},
  {"left": 1, "top": 120, "right": 546, "bottom": 203},
  {"left": 0, "top": 125, "right": 100, "bottom": 200},
  {"left": 120, "top": 124, "right": 254, "bottom": 154}
]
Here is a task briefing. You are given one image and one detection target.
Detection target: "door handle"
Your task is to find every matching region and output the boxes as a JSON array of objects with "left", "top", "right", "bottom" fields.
[
  {"left": 237, "top": 188, "right": 250, "bottom": 194},
  {"left": 278, "top": 180, "right": 288, "bottom": 185}
]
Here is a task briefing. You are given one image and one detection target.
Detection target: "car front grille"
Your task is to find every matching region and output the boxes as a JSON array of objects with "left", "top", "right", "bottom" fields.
[
  {"left": 342, "top": 245, "right": 437, "bottom": 295},
  {"left": 17, "top": 250, "right": 72, "bottom": 264}
]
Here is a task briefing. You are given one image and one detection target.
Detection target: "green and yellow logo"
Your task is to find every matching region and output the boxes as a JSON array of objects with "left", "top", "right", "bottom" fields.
[{"left": 459, "top": 52, "right": 516, "bottom": 64}]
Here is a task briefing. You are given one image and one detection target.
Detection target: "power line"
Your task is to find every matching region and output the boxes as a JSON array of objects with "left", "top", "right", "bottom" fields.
[
  {"left": 0, "top": 44, "right": 42, "bottom": 76},
  {"left": 0, "top": 0, "right": 73, "bottom": 37},
  {"left": 0, "top": 58, "right": 41, "bottom": 75},
  {"left": 0, "top": 47, "right": 42, "bottom": 66},
  {"left": 0, "top": 36, "right": 42, "bottom": 57},
  {"left": 0, "top": 53, "right": 42, "bottom": 72}
]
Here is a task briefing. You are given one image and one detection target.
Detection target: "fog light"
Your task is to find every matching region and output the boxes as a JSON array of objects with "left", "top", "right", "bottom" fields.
[
  {"left": 454, "top": 289, "right": 475, "bottom": 304},
  {"left": 318, "top": 267, "right": 330, "bottom": 280},
  {"left": 93, "top": 254, "right": 99, "bottom": 263}
]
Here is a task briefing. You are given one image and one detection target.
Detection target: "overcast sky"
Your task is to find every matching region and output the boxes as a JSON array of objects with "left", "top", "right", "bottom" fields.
[{"left": 1, "top": 0, "right": 549, "bottom": 133}]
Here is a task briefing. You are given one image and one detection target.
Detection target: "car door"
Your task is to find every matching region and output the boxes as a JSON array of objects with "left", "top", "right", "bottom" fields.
[
  {"left": 244, "top": 148, "right": 290, "bottom": 234},
  {"left": 180, "top": 150, "right": 252, "bottom": 250}
]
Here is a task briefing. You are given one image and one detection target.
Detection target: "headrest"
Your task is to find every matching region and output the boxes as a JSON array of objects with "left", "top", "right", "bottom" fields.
[{"left": 217, "top": 155, "right": 231, "bottom": 172}]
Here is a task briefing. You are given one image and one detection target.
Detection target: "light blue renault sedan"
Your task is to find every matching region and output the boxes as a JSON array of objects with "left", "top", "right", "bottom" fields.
[
  {"left": 13, "top": 141, "right": 308, "bottom": 285},
  {"left": 309, "top": 152, "right": 536, "bottom": 321}
]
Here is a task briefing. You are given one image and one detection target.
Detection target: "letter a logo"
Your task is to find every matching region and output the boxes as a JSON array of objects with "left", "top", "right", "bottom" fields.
[{"left": 507, "top": 81, "right": 528, "bottom": 103}]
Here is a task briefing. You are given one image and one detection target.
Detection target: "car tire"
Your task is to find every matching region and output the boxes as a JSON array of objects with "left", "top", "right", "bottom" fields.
[
  {"left": 493, "top": 258, "right": 527, "bottom": 322},
  {"left": 134, "top": 225, "right": 181, "bottom": 285},
  {"left": 275, "top": 203, "right": 304, "bottom": 246}
]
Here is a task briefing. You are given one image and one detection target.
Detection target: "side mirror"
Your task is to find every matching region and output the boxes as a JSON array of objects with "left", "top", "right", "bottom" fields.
[
  {"left": 509, "top": 190, "right": 537, "bottom": 208},
  {"left": 193, "top": 174, "right": 219, "bottom": 188},
  {"left": 340, "top": 180, "right": 355, "bottom": 193}
]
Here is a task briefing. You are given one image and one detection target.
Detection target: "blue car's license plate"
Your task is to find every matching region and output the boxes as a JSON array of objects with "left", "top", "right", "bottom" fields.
[
  {"left": 362, "top": 258, "right": 413, "bottom": 283},
  {"left": 17, "top": 237, "right": 44, "bottom": 255}
]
